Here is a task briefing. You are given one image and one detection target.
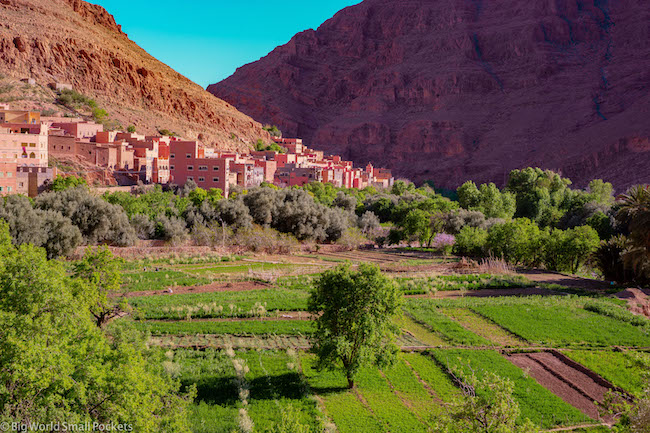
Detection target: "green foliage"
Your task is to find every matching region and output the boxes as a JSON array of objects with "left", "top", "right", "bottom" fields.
[
  {"left": 455, "top": 226, "right": 488, "bottom": 257},
  {"left": 158, "top": 129, "right": 176, "bottom": 137},
  {"left": 255, "top": 139, "right": 287, "bottom": 153},
  {"left": 433, "top": 349, "right": 585, "bottom": 428},
  {"left": 52, "top": 174, "right": 87, "bottom": 192},
  {"left": 73, "top": 247, "right": 125, "bottom": 327},
  {"left": 127, "top": 125, "right": 137, "bottom": 133},
  {"left": 403, "top": 303, "right": 490, "bottom": 346},
  {"left": 486, "top": 218, "right": 544, "bottom": 266},
  {"left": 439, "top": 370, "right": 539, "bottom": 433},
  {"left": 0, "top": 223, "right": 193, "bottom": 431},
  {"left": 593, "top": 235, "right": 631, "bottom": 282},
  {"left": 457, "top": 181, "right": 516, "bottom": 219},
  {"left": 541, "top": 225, "right": 600, "bottom": 273},
  {"left": 309, "top": 264, "right": 402, "bottom": 388},
  {"left": 135, "top": 319, "right": 313, "bottom": 336},
  {"left": 92, "top": 107, "right": 108, "bottom": 122},
  {"left": 263, "top": 125, "right": 282, "bottom": 138},
  {"left": 57, "top": 89, "right": 97, "bottom": 109},
  {"left": 617, "top": 185, "right": 650, "bottom": 281}
]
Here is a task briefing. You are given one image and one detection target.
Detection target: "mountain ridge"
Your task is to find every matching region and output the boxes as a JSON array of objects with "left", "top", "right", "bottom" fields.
[
  {"left": 208, "top": 0, "right": 650, "bottom": 190},
  {"left": 0, "top": 0, "right": 269, "bottom": 149}
]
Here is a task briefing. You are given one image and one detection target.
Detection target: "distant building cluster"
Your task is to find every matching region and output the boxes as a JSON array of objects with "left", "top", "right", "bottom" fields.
[{"left": 0, "top": 104, "right": 393, "bottom": 197}]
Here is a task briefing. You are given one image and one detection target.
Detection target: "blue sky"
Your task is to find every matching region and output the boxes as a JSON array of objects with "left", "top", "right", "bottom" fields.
[{"left": 91, "top": 0, "right": 361, "bottom": 88}]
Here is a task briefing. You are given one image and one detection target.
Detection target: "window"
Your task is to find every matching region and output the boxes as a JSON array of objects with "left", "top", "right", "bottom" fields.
[
  {"left": 198, "top": 166, "right": 208, "bottom": 171},
  {"left": 7, "top": 187, "right": 11, "bottom": 192},
  {"left": 7, "top": 172, "right": 11, "bottom": 178},
  {"left": 213, "top": 177, "right": 220, "bottom": 182},
  {"left": 187, "top": 176, "right": 194, "bottom": 181},
  {"left": 187, "top": 165, "right": 194, "bottom": 171},
  {"left": 170, "top": 165, "right": 175, "bottom": 170},
  {"left": 213, "top": 166, "right": 220, "bottom": 171},
  {"left": 18, "top": 182, "right": 23, "bottom": 188},
  {"left": 29, "top": 152, "right": 36, "bottom": 159},
  {"left": 170, "top": 154, "right": 175, "bottom": 159},
  {"left": 186, "top": 154, "right": 191, "bottom": 159},
  {"left": 28, "top": 143, "right": 36, "bottom": 148},
  {"left": 0, "top": 172, "right": 3, "bottom": 177},
  {"left": 198, "top": 177, "right": 205, "bottom": 182}
]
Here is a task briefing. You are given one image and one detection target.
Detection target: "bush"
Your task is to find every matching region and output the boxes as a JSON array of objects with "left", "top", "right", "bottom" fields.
[
  {"left": 35, "top": 187, "right": 137, "bottom": 246},
  {"left": 541, "top": 226, "right": 600, "bottom": 273},
  {"left": 51, "top": 175, "right": 87, "bottom": 192},
  {"left": 127, "top": 125, "right": 136, "bottom": 133},
  {"left": 130, "top": 214, "right": 155, "bottom": 240},
  {"left": 336, "top": 227, "right": 368, "bottom": 251},
  {"left": 486, "top": 218, "right": 544, "bottom": 266},
  {"left": 593, "top": 235, "right": 632, "bottom": 282},
  {"left": 358, "top": 211, "right": 381, "bottom": 237},
  {"left": 232, "top": 226, "right": 298, "bottom": 254},
  {"left": 454, "top": 226, "right": 488, "bottom": 257},
  {"left": 155, "top": 215, "right": 188, "bottom": 245},
  {"left": 442, "top": 209, "right": 488, "bottom": 234},
  {"left": 431, "top": 233, "right": 455, "bottom": 255}
]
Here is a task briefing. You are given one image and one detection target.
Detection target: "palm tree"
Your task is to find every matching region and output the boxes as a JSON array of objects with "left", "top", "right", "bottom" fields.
[{"left": 617, "top": 185, "right": 650, "bottom": 280}]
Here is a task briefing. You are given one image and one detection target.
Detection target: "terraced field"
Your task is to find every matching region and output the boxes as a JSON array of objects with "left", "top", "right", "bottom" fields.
[{"left": 121, "top": 250, "right": 649, "bottom": 432}]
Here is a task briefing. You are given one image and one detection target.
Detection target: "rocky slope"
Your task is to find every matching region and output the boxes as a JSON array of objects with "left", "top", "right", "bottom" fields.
[
  {"left": 209, "top": 0, "right": 650, "bottom": 190},
  {"left": 0, "top": 0, "right": 269, "bottom": 149}
]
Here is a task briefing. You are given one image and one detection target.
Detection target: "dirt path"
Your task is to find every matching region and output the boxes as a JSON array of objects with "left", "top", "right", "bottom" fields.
[
  {"left": 118, "top": 280, "right": 272, "bottom": 298},
  {"left": 519, "top": 269, "right": 614, "bottom": 291},
  {"left": 507, "top": 351, "right": 617, "bottom": 422}
]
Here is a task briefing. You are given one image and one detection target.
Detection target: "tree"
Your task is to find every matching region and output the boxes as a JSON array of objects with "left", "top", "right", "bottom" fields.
[
  {"left": 455, "top": 227, "right": 488, "bottom": 257},
  {"left": 440, "top": 369, "right": 538, "bottom": 433},
  {"left": 458, "top": 182, "right": 516, "bottom": 219},
  {"left": 308, "top": 264, "right": 401, "bottom": 389},
  {"left": 0, "top": 223, "right": 193, "bottom": 431},
  {"left": 486, "top": 219, "right": 545, "bottom": 266},
  {"left": 401, "top": 209, "right": 432, "bottom": 246},
  {"left": 127, "top": 125, "right": 136, "bottom": 133},
  {"left": 72, "top": 246, "right": 125, "bottom": 328},
  {"left": 617, "top": 185, "right": 650, "bottom": 281},
  {"left": 542, "top": 226, "right": 600, "bottom": 273},
  {"left": 52, "top": 174, "right": 87, "bottom": 192}
]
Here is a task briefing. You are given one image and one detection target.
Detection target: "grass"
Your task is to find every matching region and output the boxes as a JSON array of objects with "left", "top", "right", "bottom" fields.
[
  {"left": 121, "top": 269, "right": 210, "bottom": 292},
  {"left": 129, "top": 289, "right": 310, "bottom": 320},
  {"left": 395, "top": 274, "right": 535, "bottom": 295},
  {"left": 176, "top": 262, "right": 298, "bottom": 276},
  {"left": 135, "top": 319, "right": 314, "bottom": 336},
  {"left": 240, "top": 351, "right": 322, "bottom": 432},
  {"left": 401, "top": 352, "right": 459, "bottom": 402},
  {"left": 431, "top": 349, "right": 589, "bottom": 429},
  {"left": 565, "top": 350, "right": 650, "bottom": 397},
  {"left": 439, "top": 308, "right": 525, "bottom": 347},
  {"left": 395, "top": 315, "right": 447, "bottom": 346},
  {"left": 471, "top": 298, "right": 650, "bottom": 348},
  {"left": 404, "top": 303, "right": 491, "bottom": 346},
  {"left": 354, "top": 366, "right": 429, "bottom": 432},
  {"left": 300, "top": 354, "right": 384, "bottom": 433}
]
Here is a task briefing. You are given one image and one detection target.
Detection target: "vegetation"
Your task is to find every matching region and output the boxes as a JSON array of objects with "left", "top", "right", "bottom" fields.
[
  {"left": 309, "top": 264, "right": 401, "bottom": 388},
  {"left": 51, "top": 174, "right": 87, "bottom": 191}
]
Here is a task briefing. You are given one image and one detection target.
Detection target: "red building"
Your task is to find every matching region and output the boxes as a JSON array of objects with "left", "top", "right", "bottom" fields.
[{"left": 169, "top": 141, "right": 230, "bottom": 197}]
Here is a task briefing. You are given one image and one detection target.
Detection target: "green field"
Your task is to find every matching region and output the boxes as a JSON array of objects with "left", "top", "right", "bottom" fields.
[
  {"left": 431, "top": 349, "right": 589, "bottom": 429},
  {"left": 136, "top": 319, "right": 314, "bottom": 336},
  {"left": 129, "top": 289, "right": 310, "bottom": 320},
  {"left": 395, "top": 274, "right": 535, "bottom": 295},
  {"left": 565, "top": 350, "right": 650, "bottom": 397},
  {"left": 122, "top": 269, "right": 211, "bottom": 292},
  {"left": 404, "top": 303, "right": 492, "bottom": 346}
]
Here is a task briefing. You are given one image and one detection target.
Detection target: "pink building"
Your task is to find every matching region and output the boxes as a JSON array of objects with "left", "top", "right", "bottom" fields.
[
  {"left": 51, "top": 122, "right": 104, "bottom": 140},
  {"left": 169, "top": 141, "right": 230, "bottom": 196}
]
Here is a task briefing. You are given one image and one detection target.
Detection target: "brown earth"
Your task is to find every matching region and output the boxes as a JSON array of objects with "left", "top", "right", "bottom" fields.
[
  {"left": 209, "top": 0, "right": 650, "bottom": 190},
  {"left": 0, "top": 0, "right": 269, "bottom": 148},
  {"left": 507, "top": 350, "right": 620, "bottom": 422},
  {"left": 615, "top": 288, "right": 650, "bottom": 318}
]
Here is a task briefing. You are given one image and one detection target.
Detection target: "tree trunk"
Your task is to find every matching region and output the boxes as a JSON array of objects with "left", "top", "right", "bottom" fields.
[{"left": 347, "top": 375, "right": 355, "bottom": 389}]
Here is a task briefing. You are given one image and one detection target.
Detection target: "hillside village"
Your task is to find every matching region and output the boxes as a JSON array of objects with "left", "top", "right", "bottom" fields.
[{"left": 0, "top": 103, "right": 394, "bottom": 197}]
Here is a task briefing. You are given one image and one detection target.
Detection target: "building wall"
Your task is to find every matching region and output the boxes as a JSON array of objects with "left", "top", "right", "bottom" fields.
[
  {"left": 0, "top": 111, "right": 40, "bottom": 124},
  {"left": 48, "top": 134, "right": 77, "bottom": 157},
  {"left": 0, "top": 161, "right": 17, "bottom": 195},
  {"left": 51, "top": 122, "right": 103, "bottom": 140}
]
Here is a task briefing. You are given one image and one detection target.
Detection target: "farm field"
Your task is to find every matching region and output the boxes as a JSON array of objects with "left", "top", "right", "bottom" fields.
[{"left": 121, "top": 250, "right": 649, "bottom": 432}]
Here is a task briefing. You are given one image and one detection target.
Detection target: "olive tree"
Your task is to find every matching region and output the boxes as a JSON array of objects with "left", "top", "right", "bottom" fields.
[{"left": 308, "top": 264, "right": 401, "bottom": 388}]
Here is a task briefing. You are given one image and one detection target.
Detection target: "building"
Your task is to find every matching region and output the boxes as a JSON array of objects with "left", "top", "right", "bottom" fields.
[
  {"left": 169, "top": 141, "right": 230, "bottom": 196},
  {"left": 0, "top": 110, "right": 40, "bottom": 124}
]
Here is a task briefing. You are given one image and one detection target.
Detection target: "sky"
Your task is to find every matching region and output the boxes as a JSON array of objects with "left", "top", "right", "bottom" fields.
[{"left": 91, "top": 0, "right": 361, "bottom": 88}]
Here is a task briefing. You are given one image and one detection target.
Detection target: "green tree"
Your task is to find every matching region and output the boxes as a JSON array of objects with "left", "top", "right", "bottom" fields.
[
  {"left": 486, "top": 219, "right": 545, "bottom": 266},
  {"left": 127, "top": 125, "right": 136, "bottom": 133},
  {"left": 0, "top": 222, "right": 193, "bottom": 431},
  {"left": 542, "top": 226, "right": 600, "bottom": 273},
  {"left": 455, "top": 226, "right": 488, "bottom": 257},
  {"left": 440, "top": 370, "right": 538, "bottom": 433},
  {"left": 308, "top": 264, "right": 401, "bottom": 389},
  {"left": 52, "top": 174, "right": 87, "bottom": 192},
  {"left": 401, "top": 209, "right": 433, "bottom": 246},
  {"left": 617, "top": 185, "right": 650, "bottom": 281},
  {"left": 72, "top": 246, "right": 125, "bottom": 327},
  {"left": 458, "top": 182, "right": 516, "bottom": 219}
]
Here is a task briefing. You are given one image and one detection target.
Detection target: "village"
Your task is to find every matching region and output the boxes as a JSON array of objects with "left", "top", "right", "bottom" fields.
[{"left": 0, "top": 104, "right": 394, "bottom": 197}]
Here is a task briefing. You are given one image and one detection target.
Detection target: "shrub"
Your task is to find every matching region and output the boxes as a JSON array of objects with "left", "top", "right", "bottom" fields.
[
  {"left": 232, "top": 226, "right": 298, "bottom": 254},
  {"left": 358, "top": 211, "right": 381, "bottom": 237},
  {"left": 51, "top": 175, "right": 87, "bottom": 192},
  {"left": 130, "top": 214, "right": 155, "bottom": 240},
  {"left": 541, "top": 226, "right": 600, "bottom": 273},
  {"left": 455, "top": 226, "right": 488, "bottom": 257},
  {"left": 431, "top": 233, "right": 455, "bottom": 255},
  {"left": 486, "top": 218, "right": 544, "bottom": 266},
  {"left": 155, "top": 215, "right": 188, "bottom": 245},
  {"left": 127, "top": 125, "right": 136, "bottom": 133},
  {"left": 336, "top": 227, "right": 368, "bottom": 251},
  {"left": 593, "top": 235, "right": 632, "bottom": 282},
  {"left": 442, "top": 209, "right": 487, "bottom": 234}
]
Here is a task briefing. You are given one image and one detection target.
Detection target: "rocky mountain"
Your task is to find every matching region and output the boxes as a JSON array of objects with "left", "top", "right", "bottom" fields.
[
  {"left": 209, "top": 0, "right": 650, "bottom": 190},
  {"left": 0, "top": 0, "right": 269, "bottom": 149}
]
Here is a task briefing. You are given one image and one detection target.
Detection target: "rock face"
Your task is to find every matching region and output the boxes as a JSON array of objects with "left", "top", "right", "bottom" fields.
[
  {"left": 209, "top": 0, "right": 650, "bottom": 190},
  {"left": 0, "top": 0, "right": 269, "bottom": 149}
]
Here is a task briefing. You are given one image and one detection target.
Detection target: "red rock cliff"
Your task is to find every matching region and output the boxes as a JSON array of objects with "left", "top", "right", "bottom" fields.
[
  {"left": 0, "top": 0, "right": 269, "bottom": 149},
  {"left": 209, "top": 0, "right": 650, "bottom": 190}
]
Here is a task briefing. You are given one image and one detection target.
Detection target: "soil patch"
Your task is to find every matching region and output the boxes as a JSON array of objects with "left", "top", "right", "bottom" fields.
[
  {"left": 507, "top": 351, "right": 619, "bottom": 422},
  {"left": 615, "top": 288, "right": 650, "bottom": 318}
]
